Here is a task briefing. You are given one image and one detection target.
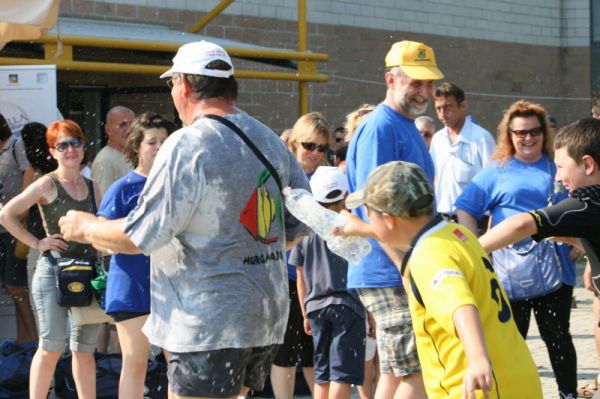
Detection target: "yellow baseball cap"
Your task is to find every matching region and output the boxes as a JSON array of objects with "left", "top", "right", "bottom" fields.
[{"left": 385, "top": 40, "right": 444, "bottom": 80}]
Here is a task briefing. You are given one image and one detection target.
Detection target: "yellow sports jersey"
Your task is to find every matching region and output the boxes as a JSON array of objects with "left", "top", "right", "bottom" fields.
[{"left": 401, "top": 217, "right": 542, "bottom": 398}]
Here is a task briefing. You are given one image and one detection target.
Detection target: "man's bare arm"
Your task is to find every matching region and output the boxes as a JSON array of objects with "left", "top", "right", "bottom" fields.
[{"left": 59, "top": 210, "right": 141, "bottom": 255}]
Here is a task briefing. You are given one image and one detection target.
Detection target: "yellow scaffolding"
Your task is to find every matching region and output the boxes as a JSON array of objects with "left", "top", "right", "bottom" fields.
[{"left": 0, "top": 0, "right": 326, "bottom": 116}]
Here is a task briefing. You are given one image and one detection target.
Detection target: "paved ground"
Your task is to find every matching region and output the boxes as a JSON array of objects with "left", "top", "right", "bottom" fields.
[{"left": 1, "top": 262, "right": 598, "bottom": 398}]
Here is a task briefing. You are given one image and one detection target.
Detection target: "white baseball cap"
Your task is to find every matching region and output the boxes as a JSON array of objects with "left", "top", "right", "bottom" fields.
[
  {"left": 160, "top": 41, "right": 234, "bottom": 79},
  {"left": 310, "top": 166, "right": 348, "bottom": 203}
]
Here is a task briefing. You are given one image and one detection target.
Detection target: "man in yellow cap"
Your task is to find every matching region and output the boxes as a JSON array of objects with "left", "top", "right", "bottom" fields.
[{"left": 345, "top": 40, "right": 443, "bottom": 399}]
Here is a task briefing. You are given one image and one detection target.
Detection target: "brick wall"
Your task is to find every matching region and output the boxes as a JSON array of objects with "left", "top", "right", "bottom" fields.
[
  {"left": 57, "top": 0, "right": 591, "bottom": 134},
  {"left": 90, "top": 0, "right": 590, "bottom": 47}
]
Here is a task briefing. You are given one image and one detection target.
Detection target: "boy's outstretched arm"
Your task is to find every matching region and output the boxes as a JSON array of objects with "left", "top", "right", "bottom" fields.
[
  {"left": 478, "top": 213, "right": 537, "bottom": 253},
  {"left": 333, "top": 210, "right": 377, "bottom": 239},
  {"left": 453, "top": 305, "right": 493, "bottom": 399}
]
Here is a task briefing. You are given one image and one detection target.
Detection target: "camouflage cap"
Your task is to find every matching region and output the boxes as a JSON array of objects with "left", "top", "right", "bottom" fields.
[{"left": 345, "top": 161, "right": 434, "bottom": 217}]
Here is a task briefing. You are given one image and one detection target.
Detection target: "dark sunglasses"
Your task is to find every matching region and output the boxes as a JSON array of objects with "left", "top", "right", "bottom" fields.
[
  {"left": 510, "top": 127, "right": 543, "bottom": 139},
  {"left": 54, "top": 138, "right": 83, "bottom": 152},
  {"left": 301, "top": 142, "right": 329, "bottom": 152}
]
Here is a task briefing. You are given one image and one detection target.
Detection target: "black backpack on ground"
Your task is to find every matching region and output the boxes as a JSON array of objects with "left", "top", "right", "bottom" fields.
[{"left": 53, "top": 352, "right": 168, "bottom": 399}]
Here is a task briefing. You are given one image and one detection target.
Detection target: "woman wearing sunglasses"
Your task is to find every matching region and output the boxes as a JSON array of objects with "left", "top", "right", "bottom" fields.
[
  {"left": 0, "top": 120, "right": 101, "bottom": 398},
  {"left": 96, "top": 112, "right": 174, "bottom": 398},
  {"left": 270, "top": 112, "right": 332, "bottom": 399},
  {"left": 455, "top": 100, "right": 578, "bottom": 398}
]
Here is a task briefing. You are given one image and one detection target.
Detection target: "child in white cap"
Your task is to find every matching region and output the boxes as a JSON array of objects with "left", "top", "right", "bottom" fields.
[{"left": 289, "top": 166, "right": 367, "bottom": 399}]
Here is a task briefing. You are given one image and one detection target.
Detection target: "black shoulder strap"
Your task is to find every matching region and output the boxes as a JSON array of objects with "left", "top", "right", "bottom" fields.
[
  {"left": 11, "top": 139, "right": 18, "bottom": 165},
  {"left": 204, "top": 114, "right": 283, "bottom": 192},
  {"left": 85, "top": 178, "right": 97, "bottom": 214}
]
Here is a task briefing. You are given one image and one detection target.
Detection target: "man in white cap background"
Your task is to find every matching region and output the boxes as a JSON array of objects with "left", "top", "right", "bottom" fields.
[
  {"left": 58, "top": 40, "right": 310, "bottom": 399},
  {"left": 345, "top": 40, "right": 443, "bottom": 399}
]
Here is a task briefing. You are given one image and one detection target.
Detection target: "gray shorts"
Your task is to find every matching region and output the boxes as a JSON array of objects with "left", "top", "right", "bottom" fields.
[
  {"left": 357, "top": 286, "right": 421, "bottom": 376},
  {"left": 168, "top": 345, "right": 278, "bottom": 397},
  {"left": 31, "top": 256, "right": 99, "bottom": 353}
]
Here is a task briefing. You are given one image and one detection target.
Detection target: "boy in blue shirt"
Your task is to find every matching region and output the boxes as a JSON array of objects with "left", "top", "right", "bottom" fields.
[{"left": 290, "top": 166, "right": 366, "bottom": 399}]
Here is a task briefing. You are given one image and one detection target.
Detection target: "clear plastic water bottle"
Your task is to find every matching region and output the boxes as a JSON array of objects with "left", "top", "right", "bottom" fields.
[{"left": 283, "top": 187, "right": 372, "bottom": 263}]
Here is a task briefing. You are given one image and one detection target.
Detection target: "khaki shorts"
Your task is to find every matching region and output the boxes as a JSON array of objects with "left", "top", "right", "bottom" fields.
[{"left": 357, "top": 286, "right": 421, "bottom": 376}]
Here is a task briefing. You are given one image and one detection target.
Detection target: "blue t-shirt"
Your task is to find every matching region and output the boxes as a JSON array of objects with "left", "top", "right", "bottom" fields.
[
  {"left": 98, "top": 171, "right": 151, "bottom": 313},
  {"left": 346, "top": 103, "right": 435, "bottom": 288},
  {"left": 455, "top": 155, "right": 576, "bottom": 286}
]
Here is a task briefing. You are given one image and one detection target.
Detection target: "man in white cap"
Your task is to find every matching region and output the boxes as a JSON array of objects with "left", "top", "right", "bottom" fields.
[
  {"left": 58, "top": 41, "right": 310, "bottom": 398},
  {"left": 345, "top": 40, "right": 443, "bottom": 399}
]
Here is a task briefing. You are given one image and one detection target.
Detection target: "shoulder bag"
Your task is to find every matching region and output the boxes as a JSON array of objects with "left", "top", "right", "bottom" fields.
[{"left": 491, "top": 159, "right": 562, "bottom": 301}]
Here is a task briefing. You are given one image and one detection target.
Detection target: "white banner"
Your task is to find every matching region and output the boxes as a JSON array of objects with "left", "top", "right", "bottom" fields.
[
  {"left": 0, "top": 65, "right": 58, "bottom": 136},
  {"left": 0, "top": 0, "right": 60, "bottom": 49}
]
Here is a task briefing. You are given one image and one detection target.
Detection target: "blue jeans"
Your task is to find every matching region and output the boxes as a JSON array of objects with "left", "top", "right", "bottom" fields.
[{"left": 31, "top": 256, "right": 99, "bottom": 353}]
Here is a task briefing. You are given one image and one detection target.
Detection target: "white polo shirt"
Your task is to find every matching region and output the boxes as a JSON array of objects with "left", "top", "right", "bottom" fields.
[{"left": 429, "top": 116, "right": 495, "bottom": 214}]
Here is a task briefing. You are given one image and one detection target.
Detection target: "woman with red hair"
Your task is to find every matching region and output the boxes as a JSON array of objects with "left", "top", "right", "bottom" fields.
[{"left": 0, "top": 119, "right": 101, "bottom": 398}]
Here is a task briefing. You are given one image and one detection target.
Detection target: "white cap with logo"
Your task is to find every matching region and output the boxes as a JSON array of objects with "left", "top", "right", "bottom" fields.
[
  {"left": 310, "top": 166, "right": 348, "bottom": 204},
  {"left": 160, "top": 41, "right": 234, "bottom": 79}
]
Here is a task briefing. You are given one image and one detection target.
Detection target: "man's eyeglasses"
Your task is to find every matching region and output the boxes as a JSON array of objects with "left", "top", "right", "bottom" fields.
[
  {"left": 166, "top": 75, "right": 181, "bottom": 90},
  {"left": 301, "top": 142, "right": 329, "bottom": 152},
  {"left": 54, "top": 138, "right": 83, "bottom": 152},
  {"left": 510, "top": 127, "right": 543, "bottom": 139}
]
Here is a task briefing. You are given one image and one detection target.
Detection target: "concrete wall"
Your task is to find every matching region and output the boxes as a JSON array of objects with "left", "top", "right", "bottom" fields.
[{"left": 57, "top": 0, "right": 592, "bottom": 134}]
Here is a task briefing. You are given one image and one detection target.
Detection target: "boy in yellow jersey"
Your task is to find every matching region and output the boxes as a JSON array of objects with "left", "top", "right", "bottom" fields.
[{"left": 335, "top": 160, "right": 542, "bottom": 398}]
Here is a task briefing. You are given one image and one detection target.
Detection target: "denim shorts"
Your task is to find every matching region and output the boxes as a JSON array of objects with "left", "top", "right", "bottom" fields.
[
  {"left": 308, "top": 304, "right": 366, "bottom": 385},
  {"left": 168, "top": 345, "right": 278, "bottom": 397},
  {"left": 356, "top": 287, "right": 421, "bottom": 376},
  {"left": 31, "top": 256, "right": 100, "bottom": 353}
]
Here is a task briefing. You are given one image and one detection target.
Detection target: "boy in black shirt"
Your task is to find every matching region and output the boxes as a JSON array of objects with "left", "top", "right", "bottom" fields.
[{"left": 479, "top": 118, "right": 600, "bottom": 398}]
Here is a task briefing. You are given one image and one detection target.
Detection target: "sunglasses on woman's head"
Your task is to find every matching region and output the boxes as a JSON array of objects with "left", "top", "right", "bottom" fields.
[
  {"left": 301, "top": 142, "right": 329, "bottom": 152},
  {"left": 54, "top": 138, "right": 83, "bottom": 152}
]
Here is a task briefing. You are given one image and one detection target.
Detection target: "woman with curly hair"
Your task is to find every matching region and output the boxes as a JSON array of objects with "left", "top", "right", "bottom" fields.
[
  {"left": 97, "top": 112, "right": 175, "bottom": 398},
  {"left": 456, "top": 100, "right": 578, "bottom": 398}
]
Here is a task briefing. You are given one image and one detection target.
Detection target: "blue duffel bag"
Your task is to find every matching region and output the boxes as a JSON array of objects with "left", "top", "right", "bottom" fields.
[{"left": 0, "top": 340, "right": 37, "bottom": 399}]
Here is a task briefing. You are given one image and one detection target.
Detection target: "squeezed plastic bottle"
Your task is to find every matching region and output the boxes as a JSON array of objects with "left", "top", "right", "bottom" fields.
[{"left": 283, "top": 187, "right": 372, "bottom": 263}]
